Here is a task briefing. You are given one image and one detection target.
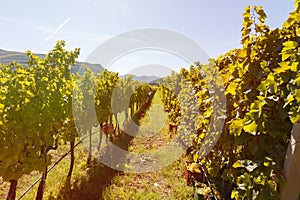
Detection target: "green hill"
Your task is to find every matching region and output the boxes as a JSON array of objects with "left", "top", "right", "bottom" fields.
[{"left": 0, "top": 49, "right": 104, "bottom": 74}]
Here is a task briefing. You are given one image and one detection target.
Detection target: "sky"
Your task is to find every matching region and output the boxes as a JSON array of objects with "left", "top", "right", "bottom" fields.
[{"left": 0, "top": 0, "right": 295, "bottom": 76}]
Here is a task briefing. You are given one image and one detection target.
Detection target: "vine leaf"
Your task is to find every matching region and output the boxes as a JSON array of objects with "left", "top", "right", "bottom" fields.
[
  {"left": 233, "top": 159, "right": 258, "bottom": 172},
  {"left": 243, "top": 120, "right": 258, "bottom": 135}
]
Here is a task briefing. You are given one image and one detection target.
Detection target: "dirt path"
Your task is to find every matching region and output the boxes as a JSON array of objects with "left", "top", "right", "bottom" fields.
[{"left": 100, "top": 91, "right": 194, "bottom": 200}]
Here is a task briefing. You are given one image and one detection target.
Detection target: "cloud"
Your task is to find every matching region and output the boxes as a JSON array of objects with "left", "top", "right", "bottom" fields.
[
  {"left": 57, "top": 31, "right": 112, "bottom": 41},
  {"left": 42, "top": 17, "right": 72, "bottom": 44},
  {"left": 0, "top": 16, "right": 51, "bottom": 33}
]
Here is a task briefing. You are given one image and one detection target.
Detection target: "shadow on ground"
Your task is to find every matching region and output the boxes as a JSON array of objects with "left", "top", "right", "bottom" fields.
[{"left": 53, "top": 97, "right": 153, "bottom": 200}]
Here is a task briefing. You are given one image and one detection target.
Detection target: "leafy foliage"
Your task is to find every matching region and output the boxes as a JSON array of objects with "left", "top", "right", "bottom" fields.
[
  {"left": 0, "top": 41, "right": 155, "bottom": 199},
  {"left": 159, "top": 2, "right": 300, "bottom": 199}
]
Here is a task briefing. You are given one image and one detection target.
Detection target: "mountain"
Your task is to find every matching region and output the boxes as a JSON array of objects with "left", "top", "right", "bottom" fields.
[
  {"left": 150, "top": 77, "right": 164, "bottom": 84},
  {"left": 0, "top": 49, "right": 104, "bottom": 74},
  {"left": 120, "top": 74, "right": 160, "bottom": 83}
]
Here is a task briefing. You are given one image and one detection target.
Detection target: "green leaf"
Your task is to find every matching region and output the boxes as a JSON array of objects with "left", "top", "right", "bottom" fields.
[
  {"left": 266, "top": 73, "right": 277, "bottom": 93},
  {"left": 283, "top": 41, "right": 298, "bottom": 50},
  {"left": 237, "top": 49, "right": 247, "bottom": 59},
  {"left": 230, "top": 118, "right": 244, "bottom": 136},
  {"left": 233, "top": 159, "right": 258, "bottom": 172},
  {"left": 295, "top": 76, "right": 300, "bottom": 86},
  {"left": 233, "top": 160, "right": 243, "bottom": 168},
  {"left": 267, "top": 180, "right": 276, "bottom": 193},
  {"left": 290, "top": 62, "right": 299, "bottom": 72},
  {"left": 282, "top": 52, "right": 292, "bottom": 61},
  {"left": 290, "top": 111, "right": 300, "bottom": 124},
  {"left": 250, "top": 100, "right": 266, "bottom": 117},
  {"left": 276, "top": 62, "right": 291, "bottom": 74},
  {"left": 226, "top": 81, "right": 239, "bottom": 96},
  {"left": 254, "top": 6, "right": 267, "bottom": 23},
  {"left": 254, "top": 175, "right": 266, "bottom": 186},
  {"left": 284, "top": 93, "right": 294, "bottom": 108},
  {"left": 231, "top": 189, "right": 239, "bottom": 199},
  {"left": 243, "top": 120, "right": 258, "bottom": 135}
]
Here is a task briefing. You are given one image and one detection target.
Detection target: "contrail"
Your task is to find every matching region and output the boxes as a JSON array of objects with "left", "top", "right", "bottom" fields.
[{"left": 42, "top": 17, "right": 72, "bottom": 43}]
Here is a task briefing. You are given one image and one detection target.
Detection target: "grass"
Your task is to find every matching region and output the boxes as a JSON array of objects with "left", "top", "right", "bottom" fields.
[
  {"left": 102, "top": 159, "right": 194, "bottom": 200},
  {"left": 0, "top": 141, "right": 91, "bottom": 200},
  {"left": 0, "top": 90, "right": 195, "bottom": 199}
]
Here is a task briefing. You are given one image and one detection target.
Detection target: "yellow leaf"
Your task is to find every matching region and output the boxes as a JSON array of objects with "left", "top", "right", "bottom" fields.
[
  {"left": 226, "top": 81, "right": 238, "bottom": 96},
  {"left": 243, "top": 121, "right": 258, "bottom": 135},
  {"left": 237, "top": 49, "right": 247, "bottom": 59},
  {"left": 193, "top": 154, "right": 199, "bottom": 162}
]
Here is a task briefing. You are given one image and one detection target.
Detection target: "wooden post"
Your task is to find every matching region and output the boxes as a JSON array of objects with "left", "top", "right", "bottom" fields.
[{"left": 281, "top": 124, "right": 300, "bottom": 200}]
